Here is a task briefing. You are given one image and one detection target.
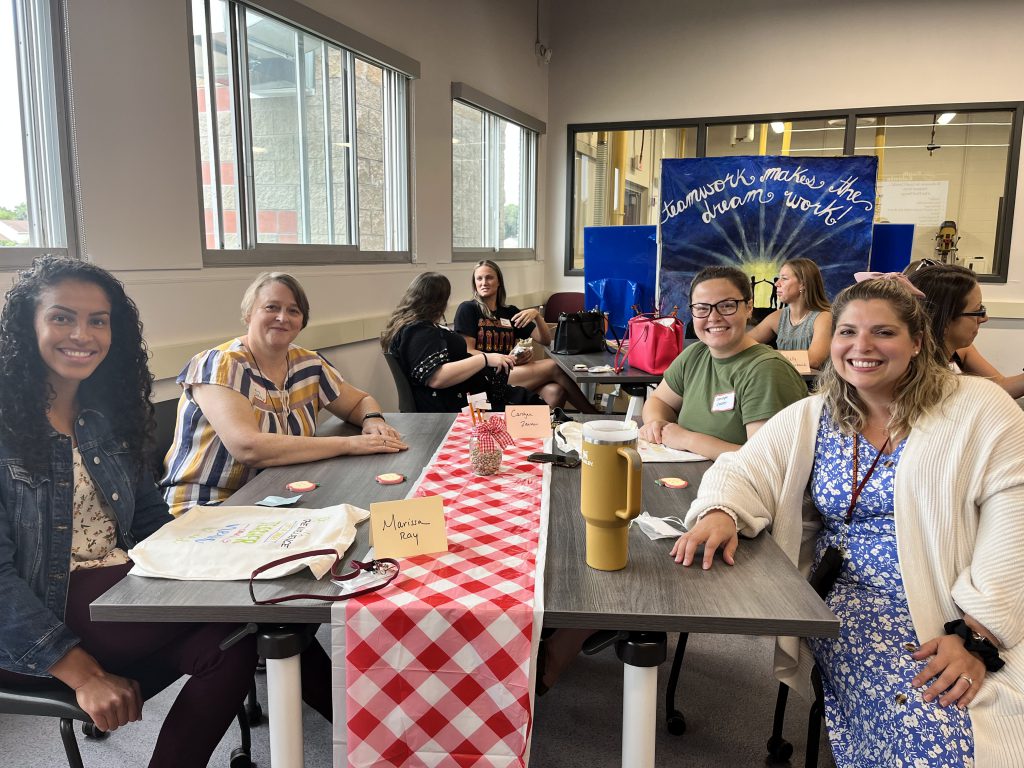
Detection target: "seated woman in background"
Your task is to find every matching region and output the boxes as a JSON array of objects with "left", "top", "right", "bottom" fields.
[
  {"left": 748, "top": 257, "right": 833, "bottom": 369},
  {"left": 382, "top": 271, "right": 543, "bottom": 412},
  {"left": 160, "top": 271, "right": 407, "bottom": 516},
  {"left": 639, "top": 265, "right": 807, "bottom": 460},
  {"left": 0, "top": 257, "right": 257, "bottom": 768},
  {"left": 454, "top": 260, "right": 597, "bottom": 413},
  {"left": 674, "top": 277, "right": 1023, "bottom": 767},
  {"left": 908, "top": 263, "right": 1024, "bottom": 398}
]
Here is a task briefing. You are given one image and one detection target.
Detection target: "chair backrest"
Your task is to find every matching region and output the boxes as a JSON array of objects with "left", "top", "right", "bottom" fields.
[
  {"left": 544, "top": 292, "right": 585, "bottom": 323},
  {"left": 383, "top": 352, "right": 418, "bottom": 413},
  {"left": 148, "top": 397, "right": 180, "bottom": 479}
]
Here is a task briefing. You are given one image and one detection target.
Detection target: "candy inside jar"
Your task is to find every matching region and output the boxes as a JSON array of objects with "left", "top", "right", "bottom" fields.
[{"left": 469, "top": 434, "right": 502, "bottom": 476}]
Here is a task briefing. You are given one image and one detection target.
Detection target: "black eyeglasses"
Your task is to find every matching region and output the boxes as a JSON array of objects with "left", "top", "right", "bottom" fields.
[
  {"left": 958, "top": 305, "right": 987, "bottom": 319},
  {"left": 688, "top": 298, "right": 748, "bottom": 318}
]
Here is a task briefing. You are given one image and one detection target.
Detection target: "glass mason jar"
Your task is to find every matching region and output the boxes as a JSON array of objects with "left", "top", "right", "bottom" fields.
[{"left": 469, "top": 434, "right": 502, "bottom": 476}]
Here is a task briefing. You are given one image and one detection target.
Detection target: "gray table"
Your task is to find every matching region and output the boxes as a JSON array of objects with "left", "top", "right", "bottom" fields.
[
  {"left": 542, "top": 425, "right": 836, "bottom": 767},
  {"left": 549, "top": 350, "right": 663, "bottom": 419},
  {"left": 91, "top": 413, "right": 455, "bottom": 767},
  {"left": 92, "top": 412, "right": 836, "bottom": 768}
]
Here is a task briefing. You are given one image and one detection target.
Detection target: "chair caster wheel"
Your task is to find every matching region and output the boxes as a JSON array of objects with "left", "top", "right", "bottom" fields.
[
  {"left": 230, "top": 746, "right": 253, "bottom": 767},
  {"left": 82, "top": 722, "right": 108, "bottom": 739},
  {"left": 245, "top": 701, "right": 264, "bottom": 726},
  {"left": 766, "top": 735, "right": 794, "bottom": 762},
  {"left": 665, "top": 709, "right": 686, "bottom": 736}
]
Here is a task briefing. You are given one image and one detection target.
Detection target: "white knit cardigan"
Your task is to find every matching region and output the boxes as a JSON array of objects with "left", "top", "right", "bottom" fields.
[{"left": 684, "top": 376, "right": 1024, "bottom": 767}]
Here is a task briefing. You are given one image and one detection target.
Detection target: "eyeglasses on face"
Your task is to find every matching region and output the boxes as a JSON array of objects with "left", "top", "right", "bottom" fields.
[
  {"left": 688, "top": 298, "right": 748, "bottom": 318},
  {"left": 958, "top": 305, "right": 987, "bottom": 319}
]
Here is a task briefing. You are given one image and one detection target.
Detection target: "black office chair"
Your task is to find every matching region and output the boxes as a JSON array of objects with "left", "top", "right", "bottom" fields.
[
  {"left": 0, "top": 682, "right": 106, "bottom": 768},
  {"left": 383, "top": 351, "right": 418, "bottom": 412}
]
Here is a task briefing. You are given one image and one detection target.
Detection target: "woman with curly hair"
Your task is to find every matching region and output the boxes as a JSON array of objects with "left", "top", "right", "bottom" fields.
[{"left": 0, "top": 256, "right": 257, "bottom": 768}]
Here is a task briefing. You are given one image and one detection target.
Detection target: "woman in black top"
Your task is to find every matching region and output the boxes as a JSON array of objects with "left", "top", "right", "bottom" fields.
[
  {"left": 454, "top": 260, "right": 597, "bottom": 413},
  {"left": 381, "top": 272, "right": 539, "bottom": 412}
]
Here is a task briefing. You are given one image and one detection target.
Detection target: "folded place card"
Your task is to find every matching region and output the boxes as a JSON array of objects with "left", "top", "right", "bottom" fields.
[
  {"left": 369, "top": 495, "right": 448, "bottom": 558},
  {"left": 779, "top": 349, "right": 812, "bottom": 375},
  {"left": 504, "top": 404, "right": 551, "bottom": 439}
]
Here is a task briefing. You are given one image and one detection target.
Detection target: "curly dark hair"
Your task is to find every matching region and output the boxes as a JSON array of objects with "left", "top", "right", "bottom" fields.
[
  {"left": 380, "top": 272, "right": 451, "bottom": 352},
  {"left": 0, "top": 256, "right": 155, "bottom": 474}
]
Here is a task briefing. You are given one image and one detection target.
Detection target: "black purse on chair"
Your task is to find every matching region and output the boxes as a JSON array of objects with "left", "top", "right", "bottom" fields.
[{"left": 552, "top": 310, "right": 606, "bottom": 354}]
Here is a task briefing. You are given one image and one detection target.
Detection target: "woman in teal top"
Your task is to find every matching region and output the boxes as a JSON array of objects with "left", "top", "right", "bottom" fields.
[{"left": 640, "top": 266, "right": 807, "bottom": 459}]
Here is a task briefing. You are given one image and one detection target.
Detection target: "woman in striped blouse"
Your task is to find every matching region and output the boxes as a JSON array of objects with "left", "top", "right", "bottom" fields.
[{"left": 160, "top": 272, "right": 408, "bottom": 517}]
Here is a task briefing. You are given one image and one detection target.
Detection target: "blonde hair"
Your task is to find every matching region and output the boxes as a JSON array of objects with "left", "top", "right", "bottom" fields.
[
  {"left": 240, "top": 272, "right": 310, "bottom": 329},
  {"left": 815, "top": 278, "right": 955, "bottom": 438},
  {"left": 782, "top": 258, "right": 830, "bottom": 312}
]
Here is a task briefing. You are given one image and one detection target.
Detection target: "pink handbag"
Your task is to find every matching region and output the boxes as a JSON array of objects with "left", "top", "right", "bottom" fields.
[{"left": 622, "top": 314, "right": 684, "bottom": 374}]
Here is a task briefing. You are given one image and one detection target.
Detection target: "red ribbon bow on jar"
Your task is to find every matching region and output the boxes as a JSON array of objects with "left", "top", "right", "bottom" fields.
[{"left": 471, "top": 416, "right": 516, "bottom": 454}]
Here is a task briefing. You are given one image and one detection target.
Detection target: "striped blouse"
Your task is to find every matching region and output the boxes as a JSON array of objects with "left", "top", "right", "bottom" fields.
[{"left": 159, "top": 338, "right": 345, "bottom": 516}]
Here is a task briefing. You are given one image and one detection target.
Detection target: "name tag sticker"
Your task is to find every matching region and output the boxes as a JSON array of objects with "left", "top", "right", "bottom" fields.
[
  {"left": 252, "top": 384, "right": 267, "bottom": 403},
  {"left": 499, "top": 318, "right": 513, "bottom": 327},
  {"left": 505, "top": 404, "right": 551, "bottom": 439},
  {"left": 779, "top": 349, "right": 812, "bottom": 375},
  {"left": 370, "top": 495, "right": 448, "bottom": 558},
  {"left": 711, "top": 391, "right": 736, "bottom": 412}
]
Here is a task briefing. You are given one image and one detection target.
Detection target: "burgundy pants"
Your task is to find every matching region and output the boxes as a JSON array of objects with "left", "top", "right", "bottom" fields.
[{"left": 0, "top": 563, "right": 258, "bottom": 768}]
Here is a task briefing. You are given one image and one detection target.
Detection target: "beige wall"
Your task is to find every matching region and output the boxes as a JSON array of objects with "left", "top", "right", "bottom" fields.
[
  {"left": 3, "top": 0, "right": 550, "bottom": 409},
  {"left": 544, "top": 0, "right": 1024, "bottom": 372}
]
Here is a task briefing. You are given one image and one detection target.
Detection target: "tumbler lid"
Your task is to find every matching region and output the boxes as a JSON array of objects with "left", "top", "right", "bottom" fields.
[{"left": 582, "top": 420, "right": 638, "bottom": 446}]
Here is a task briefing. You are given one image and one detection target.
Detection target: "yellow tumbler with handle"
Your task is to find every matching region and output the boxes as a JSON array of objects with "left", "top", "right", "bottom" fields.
[{"left": 580, "top": 420, "right": 643, "bottom": 571}]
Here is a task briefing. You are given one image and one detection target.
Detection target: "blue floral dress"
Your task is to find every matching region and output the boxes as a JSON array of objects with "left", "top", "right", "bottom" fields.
[{"left": 805, "top": 411, "right": 974, "bottom": 767}]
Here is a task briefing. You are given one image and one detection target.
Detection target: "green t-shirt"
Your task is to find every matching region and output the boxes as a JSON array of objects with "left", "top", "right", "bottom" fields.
[{"left": 662, "top": 342, "right": 807, "bottom": 446}]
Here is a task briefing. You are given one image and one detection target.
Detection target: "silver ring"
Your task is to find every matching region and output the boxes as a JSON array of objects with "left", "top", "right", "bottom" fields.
[{"left": 958, "top": 674, "right": 974, "bottom": 686}]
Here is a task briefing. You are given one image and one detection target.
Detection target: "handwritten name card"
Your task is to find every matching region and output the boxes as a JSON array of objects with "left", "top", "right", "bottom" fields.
[
  {"left": 779, "top": 349, "right": 812, "bottom": 375},
  {"left": 370, "top": 495, "right": 447, "bottom": 558},
  {"left": 504, "top": 405, "right": 551, "bottom": 439}
]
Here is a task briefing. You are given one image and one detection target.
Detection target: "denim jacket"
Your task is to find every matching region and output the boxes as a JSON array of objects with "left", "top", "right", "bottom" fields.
[{"left": 0, "top": 408, "right": 171, "bottom": 676}]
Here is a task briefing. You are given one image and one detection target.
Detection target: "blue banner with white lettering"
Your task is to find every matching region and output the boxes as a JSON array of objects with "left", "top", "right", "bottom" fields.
[{"left": 659, "top": 155, "right": 877, "bottom": 314}]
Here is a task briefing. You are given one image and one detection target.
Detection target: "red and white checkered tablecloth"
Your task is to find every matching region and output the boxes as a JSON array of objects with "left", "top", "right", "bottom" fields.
[{"left": 344, "top": 413, "right": 549, "bottom": 768}]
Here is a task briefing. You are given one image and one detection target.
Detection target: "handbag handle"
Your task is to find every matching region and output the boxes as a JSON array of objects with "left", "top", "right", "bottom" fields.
[{"left": 248, "top": 548, "right": 400, "bottom": 605}]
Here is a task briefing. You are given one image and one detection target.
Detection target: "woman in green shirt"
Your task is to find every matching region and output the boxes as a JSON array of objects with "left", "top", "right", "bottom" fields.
[{"left": 640, "top": 266, "right": 807, "bottom": 459}]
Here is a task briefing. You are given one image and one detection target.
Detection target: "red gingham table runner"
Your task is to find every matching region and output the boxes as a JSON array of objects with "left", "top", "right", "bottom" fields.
[{"left": 343, "top": 413, "right": 549, "bottom": 767}]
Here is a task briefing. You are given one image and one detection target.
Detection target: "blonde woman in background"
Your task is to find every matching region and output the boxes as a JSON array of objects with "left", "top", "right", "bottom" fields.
[{"left": 749, "top": 257, "right": 833, "bottom": 369}]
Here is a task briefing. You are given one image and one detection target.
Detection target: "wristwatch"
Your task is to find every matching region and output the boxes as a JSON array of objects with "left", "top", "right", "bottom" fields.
[{"left": 361, "top": 411, "right": 385, "bottom": 424}]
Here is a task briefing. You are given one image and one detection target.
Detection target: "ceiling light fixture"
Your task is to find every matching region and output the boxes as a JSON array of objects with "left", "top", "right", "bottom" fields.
[
  {"left": 770, "top": 121, "right": 786, "bottom": 134},
  {"left": 936, "top": 112, "right": 957, "bottom": 125}
]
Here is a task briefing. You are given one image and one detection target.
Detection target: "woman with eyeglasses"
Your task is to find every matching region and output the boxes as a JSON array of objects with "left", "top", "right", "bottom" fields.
[
  {"left": 748, "top": 257, "right": 833, "bottom": 369},
  {"left": 908, "top": 263, "right": 1024, "bottom": 399},
  {"left": 672, "top": 277, "right": 1024, "bottom": 767},
  {"left": 639, "top": 266, "right": 807, "bottom": 459}
]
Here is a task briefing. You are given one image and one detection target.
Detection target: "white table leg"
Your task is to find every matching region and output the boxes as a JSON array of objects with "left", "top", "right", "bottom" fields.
[
  {"left": 266, "top": 654, "right": 305, "bottom": 767},
  {"left": 621, "top": 661, "right": 658, "bottom": 768},
  {"left": 624, "top": 390, "right": 645, "bottom": 423}
]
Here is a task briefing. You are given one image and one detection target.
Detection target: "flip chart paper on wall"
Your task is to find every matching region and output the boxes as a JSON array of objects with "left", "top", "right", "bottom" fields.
[
  {"left": 504, "top": 405, "right": 551, "bottom": 439},
  {"left": 370, "top": 496, "right": 448, "bottom": 559}
]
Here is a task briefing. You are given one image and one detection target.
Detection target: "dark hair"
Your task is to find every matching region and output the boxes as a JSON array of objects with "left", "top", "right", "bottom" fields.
[
  {"left": 782, "top": 258, "right": 831, "bottom": 312},
  {"left": 907, "top": 264, "right": 977, "bottom": 357},
  {"left": 690, "top": 265, "right": 752, "bottom": 302},
  {"left": 816, "top": 277, "right": 954, "bottom": 437},
  {"left": 380, "top": 272, "right": 452, "bottom": 351},
  {"left": 471, "top": 260, "right": 507, "bottom": 317},
  {"left": 241, "top": 271, "right": 310, "bottom": 329},
  {"left": 0, "top": 256, "right": 155, "bottom": 474}
]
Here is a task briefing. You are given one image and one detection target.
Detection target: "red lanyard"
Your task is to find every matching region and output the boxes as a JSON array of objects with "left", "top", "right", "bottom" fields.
[{"left": 845, "top": 432, "right": 890, "bottom": 525}]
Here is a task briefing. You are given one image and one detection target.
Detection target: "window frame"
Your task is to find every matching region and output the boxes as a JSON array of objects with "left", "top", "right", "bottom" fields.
[
  {"left": 450, "top": 82, "right": 543, "bottom": 263},
  {"left": 1, "top": 0, "right": 79, "bottom": 269},
  {"left": 189, "top": 0, "right": 418, "bottom": 266},
  {"left": 565, "top": 102, "right": 1023, "bottom": 281}
]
